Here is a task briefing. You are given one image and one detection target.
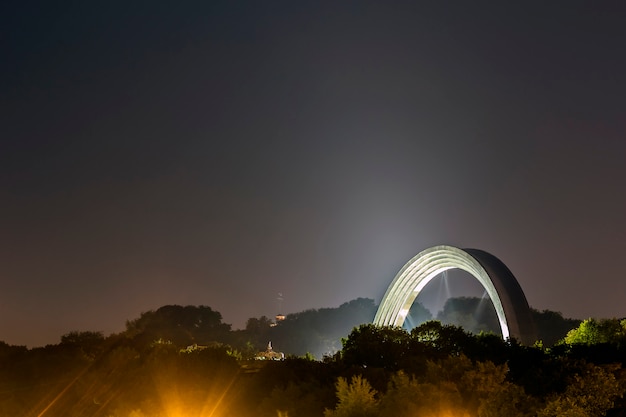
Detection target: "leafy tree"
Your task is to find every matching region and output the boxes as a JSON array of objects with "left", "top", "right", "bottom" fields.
[
  {"left": 60, "top": 330, "right": 105, "bottom": 359},
  {"left": 465, "top": 332, "right": 510, "bottom": 364},
  {"left": 257, "top": 380, "right": 332, "bottom": 417},
  {"left": 532, "top": 309, "right": 581, "bottom": 346},
  {"left": 378, "top": 370, "right": 468, "bottom": 417},
  {"left": 411, "top": 320, "right": 474, "bottom": 358},
  {"left": 340, "top": 324, "right": 411, "bottom": 370},
  {"left": 229, "top": 315, "right": 275, "bottom": 357},
  {"left": 538, "top": 362, "right": 624, "bottom": 417},
  {"left": 460, "top": 358, "right": 536, "bottom": 416},
  {"left": 564, "top": 318, "right": 626, "bottom": 346},
  {"left": 478, "top": 383, "right": 535, "bottom": 417},
  {"left": 268, "top": 298, "right": 377, "bottom": 358},
  {"left": 324, "top": 375, "right": 378, "bottom": 417},
  {"left": 377, "top": 357, "right": 536, "bottom": 417},
  {"left": 124, "top": 305, "right": 231, "bottom": 348},
  {"left": 246, "top": 315, "right": 274, "bottom": 331}
]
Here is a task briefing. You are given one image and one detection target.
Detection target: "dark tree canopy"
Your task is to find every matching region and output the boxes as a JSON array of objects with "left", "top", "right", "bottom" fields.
[
  {"left": 532, "top": 309, "right": 581, "bottom": 347},
  {"left": 261, "top": 298, "right": 378, "bottom": 358},
  {"left": 124, "top": 305, "right": 232, "bottom": 348},
  {"left": 60, "top": 330, "right": 105, "bottom": 358},
  {"left": 1, "top": 300, "right": 626, "bottom": 417}
]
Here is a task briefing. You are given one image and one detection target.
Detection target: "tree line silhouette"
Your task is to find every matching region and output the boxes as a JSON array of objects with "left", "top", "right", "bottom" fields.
[{"left": 1, "top": 298, "right": 624, "bottom": 416}]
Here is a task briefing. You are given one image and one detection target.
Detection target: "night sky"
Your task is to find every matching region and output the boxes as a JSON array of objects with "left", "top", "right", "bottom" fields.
[{"left": 3, "top": 2, "right": 626, "bottom": 347}]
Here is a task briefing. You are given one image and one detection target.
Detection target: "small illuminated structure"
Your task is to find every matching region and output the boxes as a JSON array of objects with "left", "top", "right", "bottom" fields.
[
  {"left": 255, "top": 341, "right": 284, "bottom": 361},
  {"left": 374, "top": 245, "right": 536, "bottom": 345}
]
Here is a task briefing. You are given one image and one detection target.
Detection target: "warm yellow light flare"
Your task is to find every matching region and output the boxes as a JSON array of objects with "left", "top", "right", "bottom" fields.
[{"left": 153, "top": 367, "right": 239, "bottom": 417}]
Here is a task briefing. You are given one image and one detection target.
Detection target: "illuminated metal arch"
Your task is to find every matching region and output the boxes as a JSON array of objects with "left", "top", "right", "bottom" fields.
[{"left": 374, "top": 245, "right": 536, "bottom": 344}]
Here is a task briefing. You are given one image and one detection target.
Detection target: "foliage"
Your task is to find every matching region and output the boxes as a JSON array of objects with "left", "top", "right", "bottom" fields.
[
  {"left": 257, "top": 380, "right": 332, "bottom": 417},
  {"left": 324, "top": 375, "right": 378, "bottom": 417},
  {"left": 245, "top": 315, "right": 273, "bottom": 342},
  {"left": 564, "top": 318, "right": 626, "bottom": 346},
  {"left": 124, "top": 305, "right": 232, "bottom": 348},
  {"left": 338, "top": 356, "right": 537, "bottom": 417},
  {"left": 340, "top": 324, "right": 411, "bottom": 370},
  {"left": 2, "top": 302, "right": 626, "bottom": 416},
  {"left": 60, "top": 330, "right": 105, "bottom": 359},
  {"left": 532, "top": 309, "right": 581, "bottom": 346},
  {"left": 378, "top": 370, "right": 468, "bottom": 417},
  {"left": 267, "top": 298, "right": 377, "bottom": 359},
  {"left": 538, "top": 362, "right": 623, "bottom": 417},
  {"left": 411, "top": 320, "right": 473, "bottom": 357}
]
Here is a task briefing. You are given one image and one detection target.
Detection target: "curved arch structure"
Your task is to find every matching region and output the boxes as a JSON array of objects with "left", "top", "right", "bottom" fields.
[{"left": 374, "top": 245, "right": 536, "bottom": 345}]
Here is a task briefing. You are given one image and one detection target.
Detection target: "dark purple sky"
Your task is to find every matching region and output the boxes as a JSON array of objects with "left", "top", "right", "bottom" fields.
[{"left": 2, "top": 2, "right": 626, "bottom": 347}]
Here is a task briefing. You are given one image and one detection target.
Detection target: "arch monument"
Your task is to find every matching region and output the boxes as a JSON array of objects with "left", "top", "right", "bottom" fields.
[{"left": 373, "top": 245, "right": 536, "bottom": 345}]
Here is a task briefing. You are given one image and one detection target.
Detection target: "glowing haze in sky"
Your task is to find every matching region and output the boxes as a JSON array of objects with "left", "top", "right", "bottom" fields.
[{"left": 2, "top": 2, "right": 626, "bottom": 347}]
